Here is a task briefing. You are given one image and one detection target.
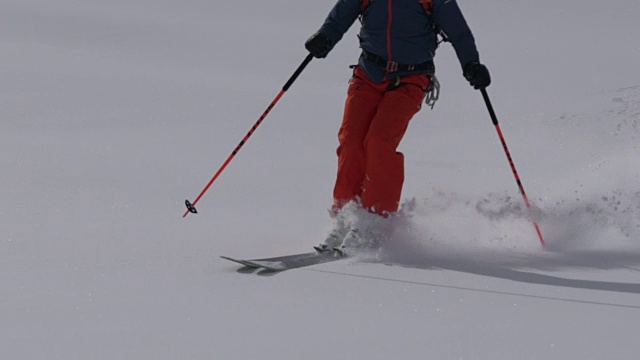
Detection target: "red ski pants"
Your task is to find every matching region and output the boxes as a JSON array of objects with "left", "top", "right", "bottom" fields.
[{"left": 333, "top": 67, "right": 431, "bottom": 216}]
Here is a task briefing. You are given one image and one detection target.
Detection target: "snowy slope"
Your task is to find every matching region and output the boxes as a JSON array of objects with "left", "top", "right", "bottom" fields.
[{"left": 2, "top": 0, "right": 640, "bottom": 359}]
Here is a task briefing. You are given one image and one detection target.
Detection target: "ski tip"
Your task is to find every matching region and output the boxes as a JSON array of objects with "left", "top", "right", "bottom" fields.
[{"left": 220, "top": 256, "right": 259, "bottom": 268}]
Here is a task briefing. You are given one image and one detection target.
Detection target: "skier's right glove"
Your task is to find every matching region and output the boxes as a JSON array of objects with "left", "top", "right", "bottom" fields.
[
  {"left": 463, "top": 62, "right": 491, "bottom": 90},
  {"left": 305, "top": 32, "right": 332, "bottom": 59}
]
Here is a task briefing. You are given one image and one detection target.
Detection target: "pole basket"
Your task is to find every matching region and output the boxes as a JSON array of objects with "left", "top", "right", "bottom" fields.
[{"left": 185, "top": 199, "right": 198, "bottom": 214}]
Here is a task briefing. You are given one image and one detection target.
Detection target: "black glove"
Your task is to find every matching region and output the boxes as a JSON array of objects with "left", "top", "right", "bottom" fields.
[
  {"left": 305, "top": 32, "right": 332, "bottom": 59},
  {"left": 463, "top": 62, "right": 491, "bottom": 89}
]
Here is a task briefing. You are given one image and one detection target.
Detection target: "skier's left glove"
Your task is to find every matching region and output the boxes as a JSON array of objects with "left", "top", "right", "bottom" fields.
[{"left": 463, "top": 62, "right": 491, "bottom": 90}]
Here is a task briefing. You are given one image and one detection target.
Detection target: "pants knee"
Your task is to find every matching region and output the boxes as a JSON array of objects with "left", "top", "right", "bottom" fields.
[{"left": 364, "top": 132, "right": 395, "bottom": 157}]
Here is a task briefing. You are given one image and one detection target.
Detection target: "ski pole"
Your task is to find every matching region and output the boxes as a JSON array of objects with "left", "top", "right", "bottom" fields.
[
  {"left": 183, "top": 53, "right": 314, "bottom": 218},
  {"left": 480, "top": 88, "right": 546, "bottom": 247}
]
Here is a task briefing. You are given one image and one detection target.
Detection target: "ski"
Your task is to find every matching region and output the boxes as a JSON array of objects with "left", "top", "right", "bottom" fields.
[{"left": 221, "top": 250, "right": 346, "bottom": 271}]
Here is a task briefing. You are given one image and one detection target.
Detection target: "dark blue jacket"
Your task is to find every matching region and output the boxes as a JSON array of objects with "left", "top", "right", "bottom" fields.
[{"left": 318, "top": 0, "right": 480, "bottom": 82}]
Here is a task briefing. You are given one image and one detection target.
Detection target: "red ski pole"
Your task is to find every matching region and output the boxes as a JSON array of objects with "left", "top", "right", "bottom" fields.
[
  {"left": 183, "top": 54, "right": 314, "bottom": 218},
  {"left": 480, "top": 88, "right": 546, "bottom": 247}
]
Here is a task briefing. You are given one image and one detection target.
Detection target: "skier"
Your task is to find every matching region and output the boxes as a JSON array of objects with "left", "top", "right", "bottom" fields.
[{"left": 306, "top": 0, "right": 491, "bottom": 251}]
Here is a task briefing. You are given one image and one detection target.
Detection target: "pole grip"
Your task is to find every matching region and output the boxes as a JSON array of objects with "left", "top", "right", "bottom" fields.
[
  {"left": 284, "top": 54, "right": 313, "bottom": 91},
  {"left": 481, "top": 88, "right": 499, "bottom": 125}
]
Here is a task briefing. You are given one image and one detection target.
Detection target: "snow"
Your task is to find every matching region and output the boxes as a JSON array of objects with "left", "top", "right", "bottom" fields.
[{"left": 2, "top": 0, "right": 640, "bottom": 359}]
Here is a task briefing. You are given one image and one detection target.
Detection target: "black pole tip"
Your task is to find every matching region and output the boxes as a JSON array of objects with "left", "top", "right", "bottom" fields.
[{"left": 185, "top": 199, "right": 198, "bottom": 214}]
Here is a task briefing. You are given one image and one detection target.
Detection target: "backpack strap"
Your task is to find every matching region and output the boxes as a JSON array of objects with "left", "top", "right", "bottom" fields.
[
  {"left": 359, "top": 0, "right": 448, "bottom": 45},
  {"left": 359, "top": 0, "right": 370, "bottom": 23},
  {"left": 418, "top": 0, "right": 432, "bottom": 13},
  {"left": 419, "top": 0, "right": 449, "bottom": 45}
]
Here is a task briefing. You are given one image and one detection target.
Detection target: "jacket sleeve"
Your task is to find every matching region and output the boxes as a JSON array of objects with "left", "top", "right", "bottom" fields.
[
  {"left": 317, "top": 0, "right": 362, "bottom": 50},
  {"left": 433, "top": 0, "right": 480, "bottom": 68}
]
